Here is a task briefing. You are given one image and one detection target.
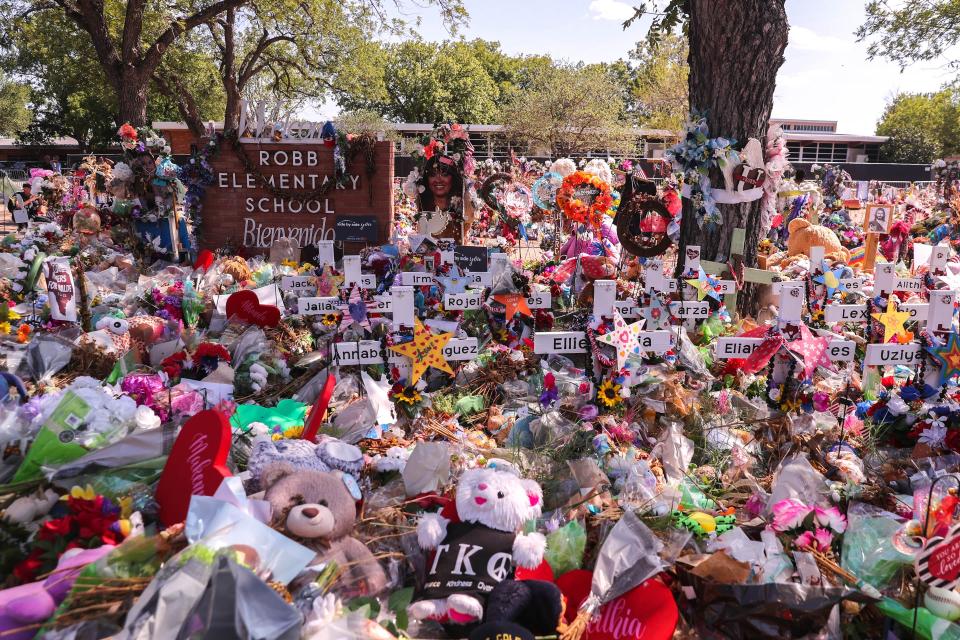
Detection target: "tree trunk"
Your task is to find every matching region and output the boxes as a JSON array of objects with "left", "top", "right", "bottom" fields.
[
  {"left": 118, "top": 69, "right": 150, "bottom": 126},
  {"left": 677, "top": 0, "right": 788, "bottom": 318},
  {"left": 224, "top": 78, "right": 241, "bottom": 133}
]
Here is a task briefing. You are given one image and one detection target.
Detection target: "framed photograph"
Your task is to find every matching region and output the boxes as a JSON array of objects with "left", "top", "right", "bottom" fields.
[
  {"left": 865, "top": 204, "right": 893, "bottom": 235},
  {"left": 416, "top": 156, "right": 466, "bottom": 240}
]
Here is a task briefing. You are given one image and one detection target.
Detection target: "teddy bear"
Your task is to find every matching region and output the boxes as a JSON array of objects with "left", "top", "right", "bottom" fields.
[
  {"left": 410, "top": 467, "right": 562, "bottom": 635},
  {"left": 783, "top": 217, "right": 849, "bottom": 264},
  {"left": 262, "top": 464, "right": 386, "bottom": 596},
  {"left": 0, "top": 545, "right": 114, "bottom": 640}
]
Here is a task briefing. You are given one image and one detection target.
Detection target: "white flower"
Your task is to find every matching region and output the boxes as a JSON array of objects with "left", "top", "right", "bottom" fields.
[
  {"left": 919, "top": 423, "right": 948, "bottom": 448},
  {"left": 928, "top": 410, "right": 947, "bottom": 430},
  {"left": 135, "top": 405, "right": 161, "bottom": 430},
  {"left": 886, "top": 394, "right": 909, "bottom": 416}
]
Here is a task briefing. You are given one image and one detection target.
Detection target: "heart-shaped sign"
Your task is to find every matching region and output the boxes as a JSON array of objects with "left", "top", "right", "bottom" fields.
[
  {"left": 917, "top": 522, "right": 960, "bottom": 590},
  {"left": 155, "top": 409, "right": 232, "bottom": 526},
  {"left": 225, "top": 289, "right": 281, "bottom": 327},
  {"left": 556, "top": 570, "right": 678, "bottom": 640}
]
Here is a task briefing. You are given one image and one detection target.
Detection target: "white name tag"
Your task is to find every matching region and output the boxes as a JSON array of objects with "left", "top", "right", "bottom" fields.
[
  {"left": 444, "top": 290, "right": 483, "bottom": 310},
  {"left": 715, "top": 337, "right": 855, "bottom": 361},
  {"left": 864, "top": 343, "right": 923, "bottom": 366},
  {"left": 824, "top": 304, "right": 867, "bottom": 323},
  {"left": 613, "top": 299, "right": 640, "bottom": 319},
  {"left": 534, "top": 331, "right": 587, "bottom": 354},
  {"left": 466, "top": 271, "right": 491, "bottom": 287},
  {"left": 669, "top": 301, "right": 709, "bottom": 319},
  {"left": 298, "top": 297, "right": 339, "bottom": 314},
  {"left": 281, "top": 275, "right": 316, "bottom": 292},
  {"left": 526, "top": 290, "right": 552, "bottom": 310},
  {"left": 444, "top": 337, "right": 479, "bottom": 361},
  {"left": 334, "top": 340, "right": 384, "bottom": 365},
  {"left": 405, "top": 272, "right": 435, "bottom": 287}
]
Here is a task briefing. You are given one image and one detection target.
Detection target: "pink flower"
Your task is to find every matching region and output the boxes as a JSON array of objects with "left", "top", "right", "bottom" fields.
[
  {"left": 813, "top": 392, "right": 829, "bottom": 412},
  {"left": 843, "top": 413, "right": 864, "bottom": 436},
  {"left": 770, "top": 498, "right": 812, "bottom": 532},
  {"left": 813, "top": 505, "right": 847, "bottom": 533},
  {"left": 795, "top": 527, "right": 833, "bottom": 552}
]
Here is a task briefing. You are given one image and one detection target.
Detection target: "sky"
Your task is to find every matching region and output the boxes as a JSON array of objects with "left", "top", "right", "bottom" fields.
[{"left": 315, "top": 0, "right": 957, "bottom": 135}]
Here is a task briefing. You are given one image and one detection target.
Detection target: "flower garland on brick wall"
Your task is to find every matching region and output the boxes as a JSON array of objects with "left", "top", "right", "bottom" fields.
[{"left": 178, "top": 136, "right": 219, "bottom": 250}]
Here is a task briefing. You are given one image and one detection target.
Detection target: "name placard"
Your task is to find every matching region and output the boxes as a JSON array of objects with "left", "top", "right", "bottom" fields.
[
  {"left": 298, "top": 296, "right": 339, "bottom": 315},
  {"left": 281, "top": 275, "right": 316, "bottom": 292},
  {"left": 444, "top": 290, "right": 483, "bottom": 310},
  {"left": 715, "top": 337, "right": 855, "bottom": 361},
  {"left": 534, "top": 331, "right": 588, "bottom": 354},
  {"left": 864, "top": 343, "right": 923, "bottom": 366}
]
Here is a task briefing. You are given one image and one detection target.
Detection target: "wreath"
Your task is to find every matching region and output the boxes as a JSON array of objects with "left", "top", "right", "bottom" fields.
[
  {"left": 556, "top": 171, "right": 613, "bottom": 229},
  {"left": 615, "top": 194, "right": 674, "bottom": 258}
]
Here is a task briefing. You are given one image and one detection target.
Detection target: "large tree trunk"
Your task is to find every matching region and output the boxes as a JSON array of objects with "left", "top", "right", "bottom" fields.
[
  {"left": 117, "top": 69, "right": 150, "bottom": 126},
  {"left": 677, "top": 0, "right": 788, "bottom": 318}
]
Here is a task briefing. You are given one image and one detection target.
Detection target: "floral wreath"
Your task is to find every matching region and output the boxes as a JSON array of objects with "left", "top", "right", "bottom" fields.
[{"left": 556, "top": 171, "right": 613, "bottom": 229}]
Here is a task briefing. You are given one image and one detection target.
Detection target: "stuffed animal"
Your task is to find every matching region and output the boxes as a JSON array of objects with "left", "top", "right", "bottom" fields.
[
  {"left": 0, "top": 545, "right": 114, "bottom": 640},
  {"left": 410, "top": 467, "right": 558, "bottom": 629},
  {"left": 2, "top": 488, "right": 59, "bottom": 525},
  {"left": 248, "top": 435, "right": 363, "bottom": 490},
  {"left": 262, "top": 465, "right": 386, "bottom": 596},
  {"left": 785, "top": 218, "right": 849, "bottom": 263}
]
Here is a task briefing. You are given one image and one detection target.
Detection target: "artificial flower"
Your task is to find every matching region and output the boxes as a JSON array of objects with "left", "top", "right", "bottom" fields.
[
  {"left": 813, "top": 505, "right": 847, "bottom": 533},
  {"left": 795, "top": 527, "right": 833, "bottom": 552},
  {"left": 770, "top": 498, "right": 812, "bottom": 532},
  {"left": 597, "top": 379, "right": 622, "bottom": 408},
  {"left": 393, "top": 386, "right": 422, "bottom": 406},
  {"left": 919, "top": 423, "right": 948, "bottom": 448}
]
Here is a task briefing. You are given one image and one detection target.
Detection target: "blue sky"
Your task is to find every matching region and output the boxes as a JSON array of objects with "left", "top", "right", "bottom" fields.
[{"left": 315, "top": 0, "right": 955, "bottom": 135}]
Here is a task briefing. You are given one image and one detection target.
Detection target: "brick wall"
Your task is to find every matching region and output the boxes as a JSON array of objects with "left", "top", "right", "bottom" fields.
[{"left": 198, "top": 140, "right": 394, "bottom": 252}]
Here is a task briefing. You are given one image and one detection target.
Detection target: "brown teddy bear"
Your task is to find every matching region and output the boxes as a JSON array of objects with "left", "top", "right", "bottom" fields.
[
  {"left": 785, "top": 218, "right": 849, "bottom": 263},
  {"left": 262, "top": 464, "right": 387, "bottom": 596}
]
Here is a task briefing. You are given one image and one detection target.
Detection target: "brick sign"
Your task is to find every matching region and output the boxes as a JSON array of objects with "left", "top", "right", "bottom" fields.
[{"left": 199, "top": 139, "right": 394, "bottom": 252}]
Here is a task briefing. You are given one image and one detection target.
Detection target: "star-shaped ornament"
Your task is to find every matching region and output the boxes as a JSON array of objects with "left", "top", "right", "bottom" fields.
[
  {"left": 642, "top": 297, "right": 670, "bottom": 330},
  {"left": 814, "top": 261, "right": 847, "bottom": 298},
  {"left": 871, "top": 299, "right": 911, "bottom": 343},
  {"left": 438, "top": 268, "right": 470, "bottom": 294},
  {"left": 787, "top": 323, "right": 833, "bottom": 379},
  {"left": 598, "top": 311, "right": 645, "bottom": 370},
  {"left": 388, "top": 320, "right": 454, "bottom": 384},
  {"left": 939, "top": 270, "right": 960, "bottom": 293},
  {"left": 494, "top": 292, "right": 533, "bottom": 319},
  {"left": 927, "top": 332, "right": 960, "bottom": 387},
  {"left": 686, "top": 269, "right": 722, "bottom": 302}
]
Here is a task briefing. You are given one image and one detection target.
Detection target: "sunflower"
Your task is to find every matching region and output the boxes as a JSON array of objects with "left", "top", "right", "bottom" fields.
[
  {"left": 597, "top": 379, "right": 622, "bottom": 408},
  {"left": 394, "top": 386, "right": 422, "bottom": 405},
  {"left": 321, "top": 312, "right": 339, "bottom": 327}
]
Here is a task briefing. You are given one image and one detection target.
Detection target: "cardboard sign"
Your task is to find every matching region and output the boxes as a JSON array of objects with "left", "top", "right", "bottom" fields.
[
  {"left": 43, "top": 257, "right": 78, "bottom": 322},
  {"left": 297, "top": 296, "right": 339, "bottom": 315},
  {"left": 917, "top": 522, "right": 960, "bottom": 590},
  {"left": 444, "top": 290, "right": 483, "bottom": 310},
  {"left": 155, "top": 409, "right": 232, "bottom": 526},
  {"left": 334, "top": 215, "right": 378, "bottom": 242},
  {"left": 12, "top": 209, "right": 27, "bottom": 224},
  {"left": 225, "top": 289, "right": 281, "bottom": 327},
  {"left": 534, "top": 331, "right": 588, "bottom": 354},
  {"left": 454, "top": 246, "right": 488, "bottom": 272},
  {"left": 864, "top": 343, "right": 923, "bottom": 366},
  {"left": 280, "top": 275, "right": 316, "bottom": 292}
]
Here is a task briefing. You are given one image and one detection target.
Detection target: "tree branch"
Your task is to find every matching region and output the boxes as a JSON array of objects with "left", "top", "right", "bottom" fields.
[
  {"left": 121, "top": 0, "right": 147, "bottom": 61},
  {"left": 141, "top": 0, "right": 249, "bottom": 75},
  {"left": 153, "top": 72, "right": 205, "bottom": 136}
]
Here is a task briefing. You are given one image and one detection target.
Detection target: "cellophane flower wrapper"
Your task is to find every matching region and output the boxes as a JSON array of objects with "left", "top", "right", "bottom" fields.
[
  {"left": 841, "top": 502, "right": 913, "bottom": 590},
  {"left": 545, "top": 520, "right": 587, "bottom": 576}
]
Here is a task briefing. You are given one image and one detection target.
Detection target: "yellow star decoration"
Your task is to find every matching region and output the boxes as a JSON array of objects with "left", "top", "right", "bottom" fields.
[
  {"left": 388, "top": 320, "right": 454, "bottom": 384},
  {"left": 493, "top": 293, "right": 533, "bottom": 319},
  {"left": 871, "top": 299, "right": 911, "bottom": 343}
]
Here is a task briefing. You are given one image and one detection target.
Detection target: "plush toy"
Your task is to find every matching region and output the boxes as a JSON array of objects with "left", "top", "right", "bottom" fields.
[
  {"left": 2, "top": 489, "right": 59, "bottom": 525},
  {"left": 410, "top": 467, "right": 561, "bottom": 634},
  {"left": 248, "top": 435, "right": 363, "bottom": 490},
  {"left": 0, "top": 545, "right": 114, "bottom": 640},
  {"left": 262, "top": 465, "right": 386, "bottom": 596},
  {"left": 785, "top": 218, "right": 849, "bottom": 263},
  {"left": 880, "top": 220, "right": 914, "bottom": 264}
]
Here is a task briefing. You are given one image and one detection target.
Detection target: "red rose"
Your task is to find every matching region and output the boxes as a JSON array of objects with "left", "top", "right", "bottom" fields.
[{"left": 39, "top": 516, "right": 74, "bottom": 540}]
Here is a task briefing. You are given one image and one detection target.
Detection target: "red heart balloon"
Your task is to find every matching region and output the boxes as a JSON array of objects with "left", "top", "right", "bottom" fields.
[
  {"left": 155, "top": 409, "right": 232, "bottom": 526},
  {"left": 194, "top": 249, "right": 214, "bottom": 271},
  {"left": 556, "top": 570, "right": 678, "bottom": 640},
  {"left": 225, "top": 289, "right": 281, "bottom": 327}
]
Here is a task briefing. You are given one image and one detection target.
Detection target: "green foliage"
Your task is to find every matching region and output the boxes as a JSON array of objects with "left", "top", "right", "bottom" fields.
[
  {"left": 0, "top": 73, "right": 30, "bottom": 136},
  {"left": 876, "top": 88, "right": 960, "bottom": 162},
  {"left": 500, "top": 63, "right": 636, "bottom": 155},
  {"left": 335, "top": 38, "right": 505, "bottom": 123},
  {"left": 622, "top": 0, "right": 689, "bottom": 45},
  {"left": 858, "top": 0, "right": 960, "bottom": 69},
  {"left": 608, "top": 32, "right": 688, "bottom": 131},
  {"left": 334, "top": 109, "right": 399, "bottom": 141}
]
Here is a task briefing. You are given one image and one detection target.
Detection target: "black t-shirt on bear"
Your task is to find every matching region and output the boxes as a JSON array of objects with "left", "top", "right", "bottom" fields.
[{"left": 420, "top": 522, "right": 516, "bottom": 604}]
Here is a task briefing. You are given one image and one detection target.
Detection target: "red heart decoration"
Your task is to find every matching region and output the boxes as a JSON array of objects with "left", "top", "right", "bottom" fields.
[
  {"left": 225, "top": 289, "right": 280, "bottom": 327},
  {"left": 194, "top": 249, "right": 214, "bottom": 271},
  {"left": 515, "top": 560, "right": 555, "bottom": 582},
  {"left": 155, "top": 409, "right": 232, "bottom": 526},
  {"left": 556, "top": 570, "right": 678, "bottom": 640}
]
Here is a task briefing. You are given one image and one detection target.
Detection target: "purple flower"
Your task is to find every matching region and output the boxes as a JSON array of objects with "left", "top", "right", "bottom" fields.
[
  {"left": 579, "top": 404, "right": 599, "bottom": 421},
  {"left": 539, "top": 386, "right": 558, "bottom": 407}
]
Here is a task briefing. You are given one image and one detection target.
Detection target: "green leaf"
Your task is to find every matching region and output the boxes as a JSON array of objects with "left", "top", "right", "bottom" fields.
[{"left": 387, "top": 586, "right": 414, "bottom": 630}]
